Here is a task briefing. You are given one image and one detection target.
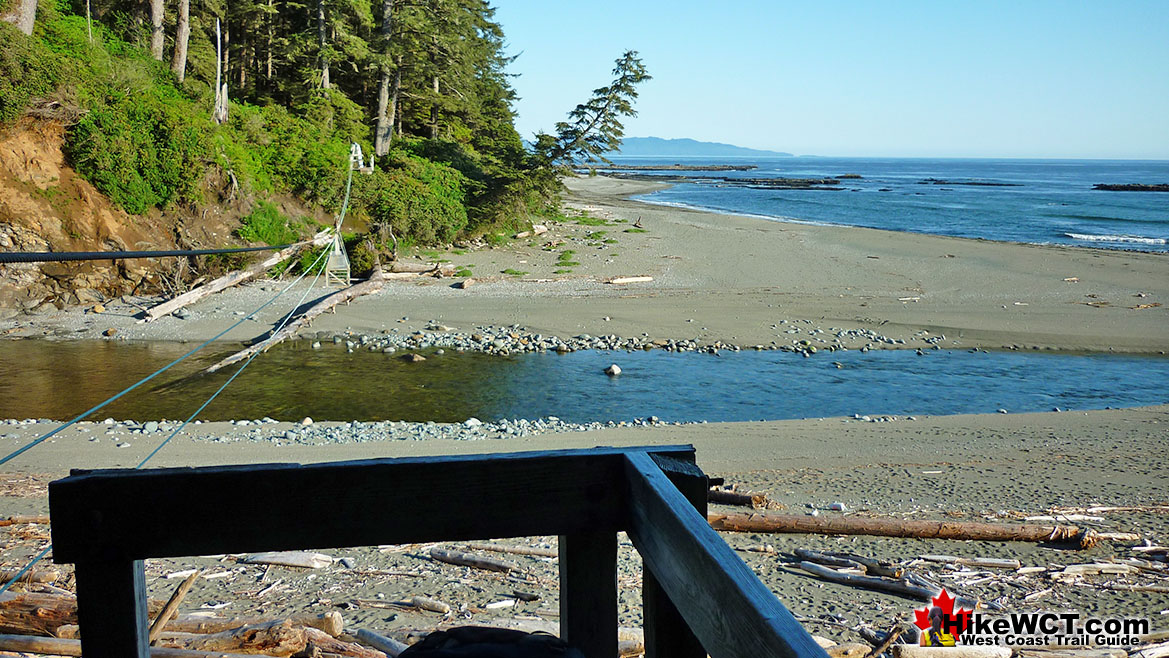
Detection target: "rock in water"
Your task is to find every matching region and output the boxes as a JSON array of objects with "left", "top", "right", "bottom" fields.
[
  {"left": 402, "top": 353, "right": 427, "bottom": 362},
  {"left": 604, "top": 364, "right": 622, "bottom": 376}
]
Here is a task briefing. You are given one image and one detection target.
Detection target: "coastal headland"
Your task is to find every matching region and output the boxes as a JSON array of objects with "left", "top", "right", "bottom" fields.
[{"left": 2, "top": 175, "right": 1167, "bottom": 641}]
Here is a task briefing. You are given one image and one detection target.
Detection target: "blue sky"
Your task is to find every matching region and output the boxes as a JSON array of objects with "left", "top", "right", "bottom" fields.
[{"left": 492, "top": 1, "right": 1169, "bottom": 159}]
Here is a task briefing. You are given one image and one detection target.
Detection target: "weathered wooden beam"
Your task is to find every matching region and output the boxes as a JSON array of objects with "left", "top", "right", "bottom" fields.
[
  {"left": 624, "top": 452, "right": 828, "bottom": 658},
  {"left": 50, "top": 446, "right": 694, "bottom": 563},
  {"left": 643, "top": 454, "right": 707, "bottom": 658},
  {"left": 74, "top": 559, "right": 149, "bottom": 658},
  {"left": 559, "top": 531, "right": 617, "bottom": 658}
]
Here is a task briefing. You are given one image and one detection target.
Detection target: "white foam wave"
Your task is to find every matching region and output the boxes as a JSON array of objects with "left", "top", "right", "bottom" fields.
[
  {"left": 632, "top": 197, "right": 836, "bottom": 227},
  {"left": 1065, "top": 232, "right": 1167, "bottom": 245}
]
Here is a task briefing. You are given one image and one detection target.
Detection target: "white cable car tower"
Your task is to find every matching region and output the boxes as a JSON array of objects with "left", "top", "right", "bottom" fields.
[{"left": 326, "top": 143, "right": 374, "bottom": 286}]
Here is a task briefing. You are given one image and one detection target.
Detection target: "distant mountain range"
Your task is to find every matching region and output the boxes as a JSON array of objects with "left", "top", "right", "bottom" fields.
[{"left": 606, "top": 137, "right": 792, "bottom": 157}]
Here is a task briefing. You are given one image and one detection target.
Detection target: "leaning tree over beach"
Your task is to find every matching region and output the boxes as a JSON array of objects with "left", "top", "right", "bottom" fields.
[{"left": 535, "top": 50, "right": 651, "bottom": 166}]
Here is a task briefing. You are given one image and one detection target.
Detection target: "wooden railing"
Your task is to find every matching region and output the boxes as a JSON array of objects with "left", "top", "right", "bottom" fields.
[{"left": 49, "top": 445, "right": 829, "bottom": 658}]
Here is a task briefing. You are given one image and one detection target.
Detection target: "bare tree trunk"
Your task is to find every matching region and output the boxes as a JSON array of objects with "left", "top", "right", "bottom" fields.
[
  {"left": 317, "top": 0, "right": 330, "bottom": 89},
  {"left": 170, "top": 0, "right": 190, "bottom": 82},
  {"left": 149, "top": 0, "right": 164, "bottom": 59},
  {"left": 265, "top": 0, "right": 274, "bottom": 81},
  {"left": 212, "top": 18, "right": 228, "bottom": 124},
  {"left": 429, "top": 74, "right": 439, "bottom": 139},
  {"left": 373, "top": 0, "right": 395, "bottom": 156},
  {"left": 1, "top": 0, "right": 38, "bottom": 35}
]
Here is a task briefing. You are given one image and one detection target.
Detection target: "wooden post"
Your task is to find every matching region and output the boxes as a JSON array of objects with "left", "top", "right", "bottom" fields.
[
  {"left": 559, "top": 532, "right": 617, "bottom": 658},
  {"left": 643, "top": 455, "right": 706, "bottom": 658},
  {"left": 74, "top": 559, "right": 149, "bottom": 657}
]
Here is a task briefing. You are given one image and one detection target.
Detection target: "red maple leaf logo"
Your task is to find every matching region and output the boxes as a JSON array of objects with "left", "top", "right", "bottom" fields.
[{"left": 914, "top": 589, "right": 973, "bottom": 636}]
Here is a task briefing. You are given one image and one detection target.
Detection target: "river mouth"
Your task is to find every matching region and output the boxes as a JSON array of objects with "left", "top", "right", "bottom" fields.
[{"left": 1, "top": 340, "right": 1167, "bottom": 423}]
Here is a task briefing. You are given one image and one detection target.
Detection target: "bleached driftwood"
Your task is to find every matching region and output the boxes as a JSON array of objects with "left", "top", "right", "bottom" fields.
[
  {"left": 144, "top": 231, "right": 333, "bottom": 322},
  {"left": 429, "top": 548, "right": 516, "bottom": 573},
  {"left": 409, "top": 596, "right": 451, "bottom": 614},
  {"left": 0, "top": 632, "right": 270, "bottom": 656},
  {"left": 242, "top": 551, "right": 334, "bottom": 569},
  {"left": 303, "top": 627, "right": 387, "bottom": 658},
  {"left": 793, "top": 549, "right": 868, "bottom": 573},
  {"left": 205, "top": 267, "right": 384, "bottom": 373},
  {"left": 0, "top": 568, "right": 59, "bottom": 585},
  {"left": 165, "top": 612, "right": 343, "bottom": 637},
  {"left": 0, "top": 516, "right": 50, "bottom": 527},
  {"left": 709, "top": 511, "right": 1120, "bottom": 549},
  {"left": 354, "top": 628, "right": 408, "bottom": 657},
  {"left": 148, "top": 569, "right": 201, "bottom": 643},
  {"left": 605, "top": 275, "right": 653, "bottom": 284},
  {"left": 795, "top": 561, "right": 936, "bottom": 601},
  {"left": 462, "top": 543, "right": 558, "bottom": 559},
  {"left": 154, "top": 619, "right": 306, "bottom": 654},
  {"left": 894, "top": 646, "right": 1011, "bottom": 658},
  {"left": 920, "top": 555, "right": 1021, "bottom": 569}
]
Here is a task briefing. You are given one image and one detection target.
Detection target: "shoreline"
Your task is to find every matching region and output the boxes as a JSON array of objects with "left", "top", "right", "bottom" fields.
[
  {"left": 2, "top": 177, "right": 1167, "bottom": 635},
  {"left": 2, "top": 175, "right": 1166, "bottom": 355}
]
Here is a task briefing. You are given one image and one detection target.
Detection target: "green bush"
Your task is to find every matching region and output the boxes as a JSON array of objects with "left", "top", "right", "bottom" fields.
[
  {"left": 237, "top": 201, "right": 300, "bottom": 245},
  {"left": 0, "top": 23, "right": 64, "bottom": 123},
  {"left": 67, "top": 84, "right": 207, "bottom": 213},
  {"left": 354, "top": 152, "right": 468, "bottom": 246}
]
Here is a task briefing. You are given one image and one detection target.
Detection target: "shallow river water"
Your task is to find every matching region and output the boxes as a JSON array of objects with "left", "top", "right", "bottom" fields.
[{"left": 1, "top": 340, "right": 1166, "bottom": 423}]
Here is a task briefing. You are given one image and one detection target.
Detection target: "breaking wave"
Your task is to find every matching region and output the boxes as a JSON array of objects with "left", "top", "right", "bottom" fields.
[{"left": 1065, "top": 232, "right": 1167, "bottom": 245}]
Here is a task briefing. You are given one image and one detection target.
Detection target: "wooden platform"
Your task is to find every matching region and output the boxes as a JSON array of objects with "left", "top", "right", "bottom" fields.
[{"left": 49, "top": 445, "right": 828, "bottom": 658}]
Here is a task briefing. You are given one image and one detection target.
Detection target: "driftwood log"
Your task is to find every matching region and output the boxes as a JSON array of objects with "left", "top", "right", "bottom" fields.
[
  {"left": 0, "top": 568, "right": 59, "bottom": 585},
  {"left": 154, "top": 619, "right": 306, "bottom": 654},
  {"left": 893, "top": 646, "right": 1011, "bottom": 658},
  {"left": 0, "top": 516, "right": 50, "bottom": 527},
  {"left": 919, "top": 555, "right": 1021, "bottom": 569},
  {"left": 57, "top": 611, "right": 344, "bottom": 640},
  {"left": 303, "top": 627, "right": 387, "bottom": 658},
  {"left": 429, "top": 548, "right": 516, "bottom": 573},
  {"left": 0, "top": 592, "right": 163, "bottom": 637},
  {"left": 242, "top": 551, "right": 334, "bottom": 569},
  {"left": 462, "top": 543, "right": 558, "bottom": 559},
  {"left": 168, "top": 612, "right": 342, "bottom": 637},
  {"left": 148, "top": 569, "right": 201, "bottom": 644},
  {"left": 0, "top": 632, "right": 272, "bottom": 656},
  {"left": 144, "top": 231, "right": 333, "bottom": 322},
  {"left": 708, "top": 488, "right": 774, "bottom": 509},
  {"left": 206, "top": 267, "right": 385, "bottom": 373},
  {"left": 794, "top": 562, "right": 979, "bottom": 610},
  {"left": 709, "top": 511, "right": 1114, "bottom": 548},
  {"left": 353, "top": 628, "right": 408, "bottom": 657}
]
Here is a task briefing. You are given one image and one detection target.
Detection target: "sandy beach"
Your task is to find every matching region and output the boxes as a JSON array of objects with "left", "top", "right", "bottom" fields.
[{"left": 2, "top": 176, "right": 1168, "bottom": 644}]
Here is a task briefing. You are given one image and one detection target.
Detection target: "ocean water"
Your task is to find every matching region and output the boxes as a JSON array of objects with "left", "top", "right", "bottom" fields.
[{"left": 605, "top": 157, "right": 1169, "bottom": 252}]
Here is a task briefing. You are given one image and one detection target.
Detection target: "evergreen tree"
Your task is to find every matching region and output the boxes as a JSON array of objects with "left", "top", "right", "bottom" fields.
[{"left": 538, "top": 50, "right": 651, "bottom": 166}]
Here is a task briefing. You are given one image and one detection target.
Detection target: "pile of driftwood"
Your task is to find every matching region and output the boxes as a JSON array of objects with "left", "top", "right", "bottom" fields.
[{"left": 2, "top": 493, "right": 1166, "bottom": 658}]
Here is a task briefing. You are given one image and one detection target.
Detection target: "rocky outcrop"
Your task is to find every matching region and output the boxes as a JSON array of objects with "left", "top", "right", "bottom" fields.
[{"left": 1092, "top": 183, "right": 1169, "bottom": 192}]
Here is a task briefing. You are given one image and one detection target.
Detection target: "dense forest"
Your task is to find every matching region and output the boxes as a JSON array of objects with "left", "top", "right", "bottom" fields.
[{"left": 0, "top": 0, "right": 648, "bottom": 276}]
